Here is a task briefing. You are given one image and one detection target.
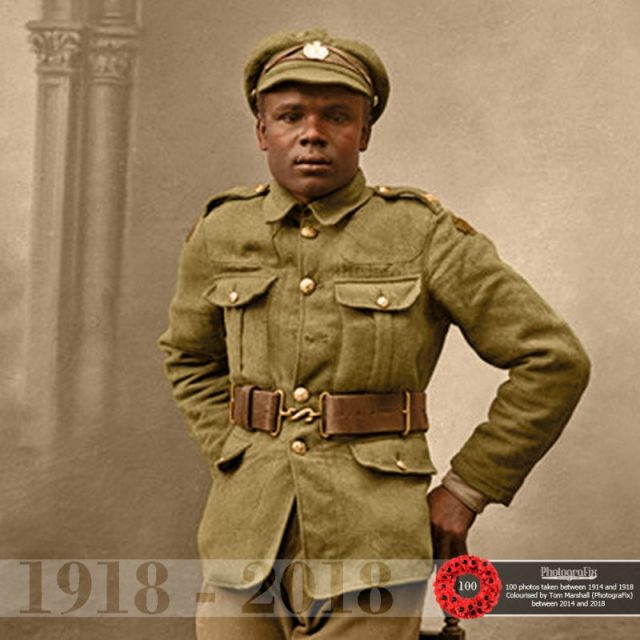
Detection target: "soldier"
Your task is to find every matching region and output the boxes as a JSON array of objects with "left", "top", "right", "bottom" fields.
[{"left": 158, "top": 28, "right": 590, "bottom": 639}]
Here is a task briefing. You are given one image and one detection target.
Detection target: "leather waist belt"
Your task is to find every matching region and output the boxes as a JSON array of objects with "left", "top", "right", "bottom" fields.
[{"left": 230, "top": 384, "right": 428, "bottom": 438}]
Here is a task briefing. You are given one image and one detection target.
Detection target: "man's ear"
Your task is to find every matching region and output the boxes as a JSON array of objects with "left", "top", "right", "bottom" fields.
[
  {"left": 256, "top": 116, "right": 268, "bottom": 151},
  {"left": 359, "top": 122, "right": 371, "bottom": 152}
]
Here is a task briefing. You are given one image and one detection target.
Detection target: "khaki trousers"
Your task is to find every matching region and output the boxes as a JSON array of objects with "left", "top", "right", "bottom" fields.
[{"left": 196, "top": 505, "right": 428, "bottom": 639}]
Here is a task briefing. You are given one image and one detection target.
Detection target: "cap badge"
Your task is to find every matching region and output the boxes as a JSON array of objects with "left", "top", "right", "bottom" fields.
[{"left": 303, "top": 41, "right": 330, "bottom": 60}]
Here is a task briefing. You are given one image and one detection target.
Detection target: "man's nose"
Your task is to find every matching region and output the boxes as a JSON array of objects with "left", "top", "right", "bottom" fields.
[{"left": 299, "top": 116, "right": 327, "bottom": 146}]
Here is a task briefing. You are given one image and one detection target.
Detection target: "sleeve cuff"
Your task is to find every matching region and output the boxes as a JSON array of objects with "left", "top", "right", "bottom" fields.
[{"left": 441, "top": 469, "right": 491, "bottom": 514}]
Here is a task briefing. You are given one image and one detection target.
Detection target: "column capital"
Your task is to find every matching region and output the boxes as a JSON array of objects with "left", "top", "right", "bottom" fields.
[
  {"left": 26, "top": 21, "right": 85, "bottom": 74},
  {"left": 88, "top": 25, "right": 139, "bottom": 84}
]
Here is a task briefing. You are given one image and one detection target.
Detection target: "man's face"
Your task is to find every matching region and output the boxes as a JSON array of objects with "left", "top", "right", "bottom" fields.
[{"left": 256, "top": 83, "right": 371, "bottom": 203}]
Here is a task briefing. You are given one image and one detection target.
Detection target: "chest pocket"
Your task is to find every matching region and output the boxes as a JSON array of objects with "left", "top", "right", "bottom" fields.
[
  {"left": 203, "top": 272, "right": 277, "bottom": 385},
  {"left": 333, "top": 275, "right": 424, "bottom": 391}
]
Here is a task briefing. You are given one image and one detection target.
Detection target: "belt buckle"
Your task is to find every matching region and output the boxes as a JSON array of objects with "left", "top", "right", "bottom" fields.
[
  {"left": 229, "top": 382, "right": 237, "bottom": 425},
  {"left": 316, "top": 392, "right": 330, "bottom": 439},
  {"left": 273, "top": 389, "right": 286, "bottom": 437},
  {"left": 401, "top": 391, "right": 412, "bottom": 437},
  {"left": 274, "top": 390, "right": 326, "bottom": 437}
]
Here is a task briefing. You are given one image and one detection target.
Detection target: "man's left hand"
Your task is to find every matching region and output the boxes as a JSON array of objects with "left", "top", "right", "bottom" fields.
[{"left": 427, "top": 485, "right": 477, "bottom": 560}]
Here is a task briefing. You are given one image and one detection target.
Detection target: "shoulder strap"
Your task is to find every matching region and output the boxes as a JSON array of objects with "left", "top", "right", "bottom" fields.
[
  {"left": 372, "top": 185, "right": 477, "bottom": 235},
  {"left": 372, "top": 184, "right": 445, "bottom": 215},
  {"left": 204, "top": 183, "right": 270, "bottom": 217}
]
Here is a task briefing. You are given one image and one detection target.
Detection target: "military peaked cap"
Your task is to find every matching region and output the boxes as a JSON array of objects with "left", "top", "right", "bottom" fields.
[{"left": 244, "top": 28, "right": 390, "bottom": 123}]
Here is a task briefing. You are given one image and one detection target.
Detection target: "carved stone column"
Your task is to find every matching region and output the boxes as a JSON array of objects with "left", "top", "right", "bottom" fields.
[
  {"left": 72, "top": 1, "right": 139, "bottom": 426},
  {"left": 25, "top": 0, "right": 140, "bottom": 442},
  {"left": 25, "top": 6, "right": 86, "bottom": 443}
]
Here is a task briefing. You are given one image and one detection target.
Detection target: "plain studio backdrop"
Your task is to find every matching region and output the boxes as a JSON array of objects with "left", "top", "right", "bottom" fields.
[{"left": 1, "top": 1, "right": 639, "bottom": 638}]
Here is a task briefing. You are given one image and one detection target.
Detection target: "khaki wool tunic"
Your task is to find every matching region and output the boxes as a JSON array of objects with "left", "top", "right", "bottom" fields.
[{"left": 158, "top": 169, "right": 590, "bottom": 597}]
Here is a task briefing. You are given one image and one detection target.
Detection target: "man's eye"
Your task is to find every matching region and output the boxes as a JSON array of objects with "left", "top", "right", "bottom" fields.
[
  {"left": 279, "top": 113, "right": 299, "bottom": 123},
  {"left": 328, "top": 113, "right": 348, "bottom": 124}
]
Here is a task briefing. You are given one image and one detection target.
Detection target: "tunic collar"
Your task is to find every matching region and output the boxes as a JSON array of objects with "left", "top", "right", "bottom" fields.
[{"left": 262, "top": 169, "right": 373, "bottom": 226}]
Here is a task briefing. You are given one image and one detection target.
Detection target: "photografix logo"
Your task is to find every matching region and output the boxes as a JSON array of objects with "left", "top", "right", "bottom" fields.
[{"left": 540, "top": 566, "right": 598, "bottom": 581}]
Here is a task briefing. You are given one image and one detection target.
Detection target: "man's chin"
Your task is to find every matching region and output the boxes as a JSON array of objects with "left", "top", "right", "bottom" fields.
[{"left": 287, "top": 176, "right": 341, "bottom": 203}]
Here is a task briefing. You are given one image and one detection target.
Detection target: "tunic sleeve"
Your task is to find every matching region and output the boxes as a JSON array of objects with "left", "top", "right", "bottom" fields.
[
  {"left": 157, "top": 216, "right": 232, "bottom": 470},
  {"left": 426, "top": 210, "right": 590, "bottom": 504}
]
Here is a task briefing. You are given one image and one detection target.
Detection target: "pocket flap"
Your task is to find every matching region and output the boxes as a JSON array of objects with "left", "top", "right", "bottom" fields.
[
  {"left": 204, "top": 273, "right": 277, "bottom": 308},
  {"left": 335, "top": 276, "right": 421, "bottom": 311},
  {"left": 214, "top": 428, "right": 252, "bottom": 471},
  {"left": 349, "top": 435, "right": 436, "bottom": 475}
]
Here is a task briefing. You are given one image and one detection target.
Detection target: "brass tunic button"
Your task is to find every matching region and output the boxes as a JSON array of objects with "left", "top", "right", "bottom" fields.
[
  {"left": 299, "top": 277, "right": 316, "bottom": 295},
  {"left": 300, "top": 225, "right": 318, "bottom": 239},
  {"left": 395, "top": 459, "right": 408, "bottom": 471},
  {"left": 378, "top": 185, "right": 390, "bottom": 194},
  {"left": 254, "top": 183, "right": 267, "bottom": 193},
  {"left": 291, "top": 439, "right": 307, "bottom": 456},
  {"left": 376, "top": 295, "right": 390, "bottom": 309},
  {"left": 229, "top": 290, "right": 239, "bottom": 304},
  {"left": 293, "top": 386, "right": 310, "bottom": 403}
]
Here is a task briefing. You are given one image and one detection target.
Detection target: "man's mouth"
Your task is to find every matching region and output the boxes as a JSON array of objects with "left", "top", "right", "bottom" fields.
[{"left": 294, "top": 156, "right": 331, "bottom": 167}]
